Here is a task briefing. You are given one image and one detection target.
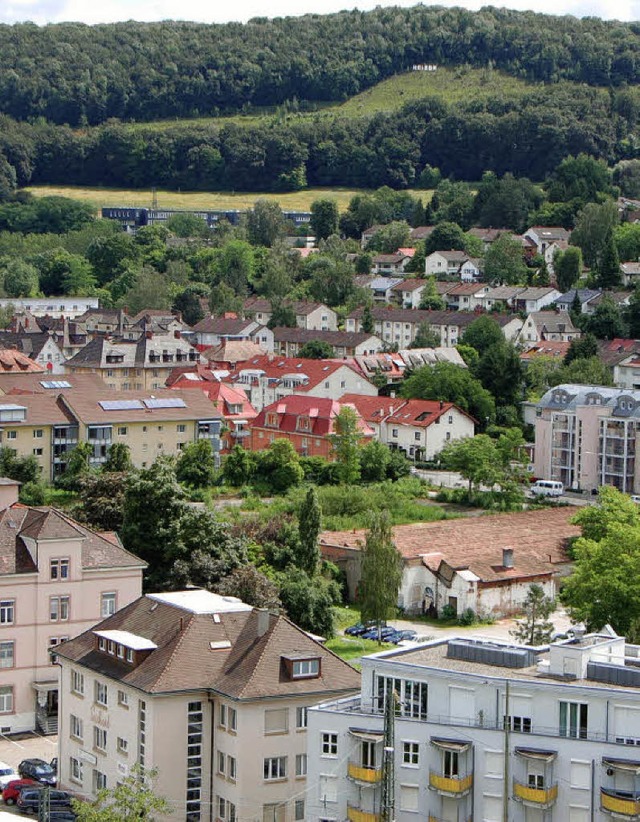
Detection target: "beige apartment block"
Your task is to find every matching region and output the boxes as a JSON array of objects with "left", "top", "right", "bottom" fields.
[
  {"left": 0, "top": 479, "right": 144, "bottom": 734},
  {"left": 534, "top": 383, "right": 640, "bottom": 494},
  {"left": 56, "top": 590, "right": 360, "bottom": 822}
]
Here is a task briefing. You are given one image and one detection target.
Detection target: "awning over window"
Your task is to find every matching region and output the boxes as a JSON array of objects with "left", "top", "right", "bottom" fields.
[
  {"left": 430, "top": 737, "right": 471, "bottom": 752},
  {"left": 603, "top": 757, "right": 640, "bottom": 774},
  {"left": 515, "top": 747, "right": 557, "bottom": 762},
  {"left": 349, "top": 728, "right": 384, "bottom": 742}
]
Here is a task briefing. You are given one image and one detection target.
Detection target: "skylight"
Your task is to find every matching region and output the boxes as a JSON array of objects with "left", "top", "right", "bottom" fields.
[
  {"left": 40, "top": 380, "right": 72, "bottom": 389},
  {"left": 99, "top": 400, "right": 145, "bottom": 411},
  {"left": 143, "top": 398, "right": 187, "bottom": 409}
]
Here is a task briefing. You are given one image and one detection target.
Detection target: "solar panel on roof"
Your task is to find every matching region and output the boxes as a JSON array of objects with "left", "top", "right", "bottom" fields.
[
  {"left": 40, "top": 380, "right": 72, "bottom": 389},
  {"left": 99, "top": 400, "right": 145, "bottom": 411},
  {"left": 143, "top": 398, "right": 187, "bottom": 409}
]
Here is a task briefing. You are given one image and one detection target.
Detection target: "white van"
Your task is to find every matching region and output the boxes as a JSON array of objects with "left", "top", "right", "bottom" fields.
[{"left": 531, "top": 480, "right": 564, "bottom": 497}]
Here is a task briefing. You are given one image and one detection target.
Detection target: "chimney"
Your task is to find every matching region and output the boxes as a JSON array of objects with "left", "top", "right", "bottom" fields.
[
  {"left": 174, "top": 329, "right": 181, "bottom": 339},
  {"left": 257, "top": 608, "right": 270, "bottom": 637},
  {"left": 502, "top": 547, "right": 514, "bottom": 569},
  {"left": 0, "top": 479, "right": 20, "bottom": 510},
  {"left": 440, "top": 400, "right": 444, "bottom": 409}
]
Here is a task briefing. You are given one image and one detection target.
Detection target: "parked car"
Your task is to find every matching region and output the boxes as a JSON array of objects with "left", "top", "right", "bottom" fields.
[
  {"left": 17, "top": 787, "right": 72, "bottom": 814},
  {"left": 18, "top": 759, "right": 56, "bottom": 786},
  {"left": 392, "top": 629, "right": 418, "bottom": 642},
  {"left": 345, "top": 620, "right": 381, "bottom": 636},
  {"left": 362, "top": 625, "right": 397, "bottom": 641},
  {"left": 2, "top": 778, "right": 36, "bottom": 805},
  {"left": 0, "top": 761, "right": 18, "bottom": 789},
  {"left": 48, "top": 812, "right": 77, "bottom": 821}
]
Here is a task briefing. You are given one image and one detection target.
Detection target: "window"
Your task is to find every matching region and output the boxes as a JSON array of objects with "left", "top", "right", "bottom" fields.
[
  {"left": 95, "top": 681, "right": 108, "bottom": 707},
  {"left": 117, "top": 737, "right": 128, "bottom": 754},
  {"left": 0, "top": 600, "right": 14, "bottom": 624},
  {"left": 263, "top": 757, "right": 287, "bottom": 780},
  {"left": 443, "top": 750, "right": 459, "bottom": 778},
  {"left": 376, "top": 676, "right": 428, "bottom": 720},
  {"left": 33, "top": 429, "right": 43, "bottom": 439},
  {"left": 177, "top": 424, "right": 186, "bottom": 433},
  {"left": 296, "top": 707, "right": 308, "bottom": 729},
  {"left": 70, "top": 757, "right": 83, "bottom": 784},
  {"left": 263, "top": 804, "right": 285, "bottom": 822},
  {"left": 445, "top": 432, "right": 451, "bottom": 441},
  {"left": 101, "top": 592, "right": 116, "bottom": 618},
  {"left": 448, "top": 415, "right": 453, "bottom": 424},
  {"left": 71, "top": 670, "right": 84, "bottom": 696},
  {"left": 50, "top": 596, "right": 69, "bottom": 621},
  {"left": 50, "top": 558, "right": 69, "bottom": 580},
  {"left": 265, "top": 708, "right": 288, "bottom": 734},
  {"left": 117, "top": 690, "right": 129, "bottom": 707},
  {"left": 94, "top": 726, "right": 107, "bottom": 751},
  {"left": 295, "top": 754, "right": 307, "bottom": 777},
  {"left": 391, "top": 428, "right": 398, "bottom": 438},
  {"left": 322, "top": 732, "right": 338, "bottom": 756},
  {"left": 218, "top": 750, "right": 225, "bottom": 775},
  {"left": 560, "top": 701, "right": 588, "bottom": 739},
  {"left": 0, "top": 686, "right": 12, "bottom": 713},
  {"left": 504, "top": 715, "right": 532, "bottom": 733},
  {"left": 414, "top": 431, "right": 421, "bottom": 441},
  {"left": 0, "top": 641, "right": 14, "bottom": 669},
  {"left": 126, "top": 648, "right": 134, "bottom": 663},
  {"left": 117, "top": 644, "right": 124, "bottom": 659},
  {"left": 5, "top": 431, "right": 16, "bottom": 440},
  {"left": 292, "top": 658, "right": 320, "bottom": 679},
  {"left": 228, "top": 756, "right": 236, "bottom": 781},
  {"left": 33, "top": 448, "right": 43, "bottom": 456},
  {"left": 229, "top": 707, "right": 237, "bottom": 732},
  {"left": 295, "top": 800, "right": 305, "bottom": 820},
  {"left": 528, "top": 773, "right": 544, "bottom": 789},
  {"left": 402, "top": 742, "right": 419, "bottom": 766},
  {"left": 319, "top": 775, "right": 337, "bottom": 802},
  {"left": 117, "top": 427, "right": 128, "bottom": 436},
  {"left": 400, "top": 784, "right": 419, "bottom": 812},
  {"left": 219, "top": 703, "right": 227, "bottom": 728},
  {"left": 93, "top": 770, "right": 107, "bottom": 792},
  {"left": 70, "top": 714, "right": 83, "bottom": 740}
]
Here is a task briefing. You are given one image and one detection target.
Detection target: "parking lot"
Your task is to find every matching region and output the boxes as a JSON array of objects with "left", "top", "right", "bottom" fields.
[{"left": 0, "top": 733, "right": 58, "bottom": 816}]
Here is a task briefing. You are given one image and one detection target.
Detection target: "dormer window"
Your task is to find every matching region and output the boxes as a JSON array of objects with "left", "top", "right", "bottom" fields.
[
  {"left": 297, "top": 416, "right": 311, "bottom": 431},
  {"left": 266, "top": 413, "right": 278, "bottom": 428},
  {"left": 282, "top": 655, "right": 321, "bottom": 680},
  {"left": 94, "top": 630, "right": 157, "bottom": 666}
]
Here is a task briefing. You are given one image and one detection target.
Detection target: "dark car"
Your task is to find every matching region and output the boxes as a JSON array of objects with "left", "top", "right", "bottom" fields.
[
  {"left": 362, "top": 625, "right": 397, "bottom": 641},
  {"left": 49, "top": 812, "right": 77, "bottom": 821},
  {"left": 393, "top": 629, "right": 418, "bottom": 642},
  {"left": 2, "top": 778, "right": 37, "bottom": 805},
  {"left": 345, "top": 623, "right": 367, "bottom": 636},
  {"left": 17, "top": 787, "right": 72, "bottom": 815},
  {"left": 18, "top": 759, "right": 57, "bottom": 786}
]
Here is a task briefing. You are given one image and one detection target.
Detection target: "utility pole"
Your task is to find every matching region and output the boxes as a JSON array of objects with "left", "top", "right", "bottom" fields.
[
  {"left": 503, "top": 679, "right": 510, "bottom": 822},
  {"left": 381, "top": 689, "right": 396, "bottom": 822},
  {"left": 38, "top": 784, "right": 50, "bottom": 822},
  {"left": 151, "top": 187, "right": 158, "bottom": 210}
]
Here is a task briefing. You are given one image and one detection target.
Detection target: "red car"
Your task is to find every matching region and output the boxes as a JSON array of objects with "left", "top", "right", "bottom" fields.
[{"left": 2, "top": 777, "right": 37, "bottom": 805}]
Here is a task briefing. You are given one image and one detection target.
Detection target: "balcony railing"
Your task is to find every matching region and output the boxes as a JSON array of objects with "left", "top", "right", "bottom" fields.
[
  {"left": 602, "top": 788, "right": 640, "bottom": 817},
  {"left": 348, "top": 763, "right": 383, "bottom": 784},
  {"left": 346, "top": 805, "right": 380, "bottom": 822},
  {"left": 513, "top": 781, "right": 558, "bottom": 807},
  {"left": 429, "top": 771, "right": 473, "bottom": 796}
]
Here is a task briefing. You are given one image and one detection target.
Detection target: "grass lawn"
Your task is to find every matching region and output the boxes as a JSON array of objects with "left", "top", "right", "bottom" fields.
[
  {"left": 24, "top": 185, "right": 426, "bottom": 213},
  {"left": 326, "top": 635, "right": 394, "bottom": 664}
]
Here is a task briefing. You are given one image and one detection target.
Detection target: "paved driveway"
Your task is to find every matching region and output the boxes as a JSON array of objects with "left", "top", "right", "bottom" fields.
[{"left": 0, "top": 733, "right": 57, "bottom": 816}]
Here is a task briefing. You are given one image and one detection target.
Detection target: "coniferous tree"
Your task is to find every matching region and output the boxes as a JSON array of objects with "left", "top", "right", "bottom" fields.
[
  {"left": 510, "top": 584, "right": 556, "bottom": 646},
  {"left": 298, "top": 487, "right": 321, "bottom": 576}
]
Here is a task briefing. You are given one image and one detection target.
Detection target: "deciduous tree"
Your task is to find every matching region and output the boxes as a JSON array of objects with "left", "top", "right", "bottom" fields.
[{"left": 359, "top": 510, "right": 402, "bottom": 640}]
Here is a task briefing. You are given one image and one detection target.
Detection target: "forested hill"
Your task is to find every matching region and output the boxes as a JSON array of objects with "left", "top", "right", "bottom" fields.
[{"left": 0, "top": 6, "right": 639, "bottom": 126}]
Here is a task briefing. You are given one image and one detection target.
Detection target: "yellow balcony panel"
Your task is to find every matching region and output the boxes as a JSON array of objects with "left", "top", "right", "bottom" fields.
[
  {"left": 602, "top": 788, "right": 640, "bottom": 818},
  {"left": 514, "top": 782, "right": 558, "bottom": 807},
  {"left": 429, "top": 771, "right": 473, "bottom": 796},
  {"left": 348, "top": 762, "right": 383, "bottom": 784},
  {"left": 347, "top": 805, "right": 381, "bottom": 822}
]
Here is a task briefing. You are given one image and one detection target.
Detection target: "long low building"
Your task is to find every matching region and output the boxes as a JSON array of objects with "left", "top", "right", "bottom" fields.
[{"left": 320, "top": 508, "right": 578, "bottom": 617}]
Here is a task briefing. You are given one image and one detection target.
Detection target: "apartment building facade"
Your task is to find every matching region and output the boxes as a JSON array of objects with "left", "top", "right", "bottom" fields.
[
  {"left": 55, "top": 589, "right": 360, "bottom": 822},
  {"left": 0, "top": 479, "right": 144, "bottom": 735},
  {"left": 307, "top": 632, "right": 640, "bottom": 822},
  {"left": 534, "top": 384, "right": 640, "bottom": 494}
]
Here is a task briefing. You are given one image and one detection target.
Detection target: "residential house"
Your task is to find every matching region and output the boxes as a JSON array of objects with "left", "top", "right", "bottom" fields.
[
  {"left": 478, "top": 286, "right": 525, "bottom": 312},
  {"left": 228, "top": 355, "right": 378, "bottom": 412},
  {"left": 0, "top": 478, "right": 144, "bottom": 734},
  {"left": 425, "top": 250, "right": 482, "bottom": 281},
  {"left": 352, "top": 353, "right": 406, "bottom": 386},
  {"left": 371, "top": 253, "right": 412, "bottom": 275},
  {"left": 191, "top": 316, "right": 273, "bottom": 351},
  {"left": 0, "top": 377, "right": 222, "bottom": 479},
  {"left": 337, "top": 394, "right": 407, "bottom": 440},
  {"left": 350, "top": 347, "right": 466, "bottom": 387},
  {"left": 599, "top": 339, "right": 640, "bottom": 388},
  {"left": 398, "top": 347, "right": 467, "bottom": 369},
  {"left": 467, "top": 226, "right": 506, "bottom": 249},
  {"left": 35, "top": 315, "right": 89, "bottom": 359},
  {"left": 0, "top": 297, "right": 99, "bottom": 319},
  {"left": 307, "top": 629, "right": 640, "bottom": 822},
  {"left": 319, "top": 506, "right": 576, "bottom": 615},
  {"left": 56, "top": 589, "right": 360, "bottom": 821},
  {"left": 583, "top": 290, "right": 632, "bottom": 315},
  {"left": 75, "top": 308, "right": 131, "bottom": 336},
  {"left": 0, "top": 331, "right": 66, "bottom": 374},
  {"left": 621, "top": 262, "right": 640, "bottom": 286},
  {"left": 409, "top": 226, "right": 435, "bottom": 242},
  {"left": 534, "top": 383, "right": 640, "bottom": 493},
  {"left": 346, "top": 307, "right": 523, "bottom": 347},
  {"left": 444, "top": 283, "right": 490, "bottom": 311},
  {"left": 365, "top": 276, "right": 405, "bottom": 303},
  {"left": 390, "top": 279, "right": 428, "bottom": 309},
  {"left": 517, "top": 311, "right": 581, "bottom": 344},
  {"left": 272, "top": 328, "right": 383, "bottom": 358},
  {"left": 242, "top": 298, "right": 338, "bottom": 331},
  {"left": 65, "top": 331, "right": 204, "bottom": 391},
  {"left": 520, "top": 341, "right": 571, "bottom": 366},
  {"left": 555, "top": 289, "right": 601, "bottom": 314},
  {"left": 360, "top": 224, "right": 386, "bottom": 248},
  {"left": 524, "top": 226, "right": 571, "bottom": 256},
  {"left": 513, "top": 287, "right": 562, "bottom": 314},
  {"left": 202, "top": 340, "right": 266, "bottom": 369},
  {"left": 248, "top": 395, "right": 373, "bottom": 459}
]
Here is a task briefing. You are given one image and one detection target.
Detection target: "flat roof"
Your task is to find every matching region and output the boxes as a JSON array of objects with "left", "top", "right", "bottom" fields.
[
  {"left": 146, "top": 590, "right": 253, "bottom": 614},
  {"left": 94, "top": 630, "right": 158, "bottom": 651}
]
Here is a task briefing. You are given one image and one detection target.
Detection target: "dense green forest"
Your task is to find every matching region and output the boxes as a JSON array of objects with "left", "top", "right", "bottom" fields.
[{"left": 0, "top": 7, "right": 639, "bottom": 125}]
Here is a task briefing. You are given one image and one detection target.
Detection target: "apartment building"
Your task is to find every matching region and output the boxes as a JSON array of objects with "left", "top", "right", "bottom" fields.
[
  {"left": 307, "top": 630, "right": 640, "bottom": 822},
  {"left": 272, "top": 327, "right": 383, "bottom": 358},
  {"left": 243, "top": 298, "right": 338, "bottom": 331},
  {"left": 390, "top": 279, "right": 428, "bottom": 309},
  {"left": 55, "top": 589, "right": 360, "bottom": 821},
  {"left": 0, "top": 375, "right": 221, "bottom": 479},
  {"left": 0, "top": 478, "right": 144, "bottom": 734},
  {"left": 534, "top": 383, "right": 640, "bottom": 494},
  {"left": 517, "top": 311, "right": 581, "bottom": 344},
  {"left": 0, "top": 297, "right": 99, "bottom": 318},
  {"left": 65, "top": 331, "right": 204, "bottom": 391},
  {"left": 191, "top": 316, "right": 274, "bottom": 351}
]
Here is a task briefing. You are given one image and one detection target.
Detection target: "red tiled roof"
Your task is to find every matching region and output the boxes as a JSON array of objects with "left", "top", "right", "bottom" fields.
[
  {"left": 227, "top": 354, "right": 366, "bottom": 392},
  {"left": 251, "top": 395, "right": 373, "bottom": 438},
  {"left": 386, "top": 398, "right": 476, "bottom": 428},
  {"left": 390, "top": 279, "right": 426, "bottom": 293},
  {"left": 520, "top": 341, "right": 571, "bottom": 361},
  {"left": 0, "top": 348, "right": 44, "bottom": 372},
  {"left": 338, "top": 393, "right": 406, "bottom": 423}
]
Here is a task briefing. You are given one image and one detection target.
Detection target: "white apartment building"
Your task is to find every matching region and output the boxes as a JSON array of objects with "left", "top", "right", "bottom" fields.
[
  {"left": 0, "top": 478, "right": 144, "bottom": 735},
  {"left": 307, "top": 632, "right": 640, "bottom": 822},
  {"left": 0, "top": 297, "right": 99, "bottom": 319},
  {"left": 55, "top": 589, "right": 360, "bottom": 822},
  {"left": 534, "top": 384, "right": 640, "bottom": 494}
]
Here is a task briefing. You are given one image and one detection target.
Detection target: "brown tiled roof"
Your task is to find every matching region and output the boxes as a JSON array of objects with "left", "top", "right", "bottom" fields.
[
  {"left": 56, "top": 594, "right": 360, "bottom": 698},
  {"left": 0, "top": 348, "right": 44, "bottom": 372},
  {"left": 390, "top": 279, "right": 427, "bottom": 293},
  {"left": 203, "top": 340, "right": 266, "bottom": 364},
  {"left": 349, "top": 307, "right": 518, "bottom": 329},
  {"left": 192, "top": 316, "right": 256, "bottom": 335},
  {"left": 0, "top": 373, "right": 108, "bottom": 396},
  {"left": 0, "top": 505, "right": 145, "bottom": 576},
  {"left": 320, "top": 508, "right": 578, "bottom": 583},
  {"left": 272, "top": 327, "right": 379, "bottom": 346}
]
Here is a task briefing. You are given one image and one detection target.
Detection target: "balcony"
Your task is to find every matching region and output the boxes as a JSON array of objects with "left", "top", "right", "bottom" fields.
[
  {"left": 513, "top": 781, "right": 558, "bottom": 808},
  {"left": 429, "top": 771, "right": 473, "bottom": 796},
  {"left": 602, "top": 788, "right": 640, "bottom": 818},
  {"left": 348, "top": 763, "right": 383, "bottom": 784},
  {"left": 346, "top": 805, "right": 380, "bottom": 822}
]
